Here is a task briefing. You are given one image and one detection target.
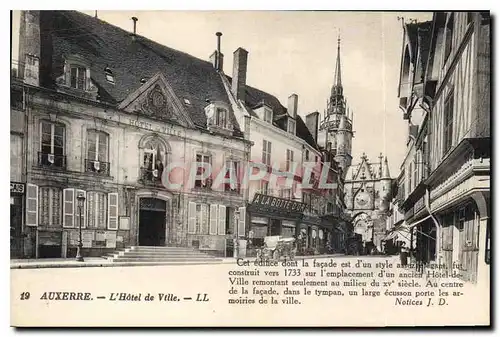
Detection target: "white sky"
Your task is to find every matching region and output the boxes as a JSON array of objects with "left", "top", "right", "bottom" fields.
[{"left": 11, "top": 10, "right": 433, "bottom": 176}]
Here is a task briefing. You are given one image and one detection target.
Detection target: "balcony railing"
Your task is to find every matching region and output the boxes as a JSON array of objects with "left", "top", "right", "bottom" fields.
[
  {"left": 224, "top": 182, "right": 241, "bottom": 194},
  {"left": 84, "top": 159, "right": 110, "bottom": 176},
  {"left": 38, "top": 152, "right": 66, "bottom": 169},
  {"left": 140, "top": 167, "right": 163, "bottom": 186}
]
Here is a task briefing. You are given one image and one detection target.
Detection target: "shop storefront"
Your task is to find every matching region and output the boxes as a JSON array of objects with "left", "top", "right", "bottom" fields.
[
  {"left": 10, "top": 182, "right": 25, "bottom": 258},
  {"left": 247, "top": 193, "right": 306, "bottom": 255}
]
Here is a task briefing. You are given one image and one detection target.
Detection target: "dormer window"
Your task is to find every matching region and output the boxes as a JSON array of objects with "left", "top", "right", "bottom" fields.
[
  {"left": 104, "top": 67, "right": 115, "bottom": 84},
  {"left": 215, "top": 108, "right": 229, "bottom": 128},
  {"left": 70, "top": 66, "right": 87, "bottom": 90},
  {"left": 264, "top": 108, "right": 273, "bottom": 123},
  {"left": 287, "top": 118, "right": 296, "bottom": 135},
  {"left": 205, "top": 102, "right": 233, "bottom": 135}
]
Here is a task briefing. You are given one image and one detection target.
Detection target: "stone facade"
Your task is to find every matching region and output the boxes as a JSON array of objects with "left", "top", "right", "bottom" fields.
[{"left": 344, "top": 153, "right": 393, "bottom": 252}]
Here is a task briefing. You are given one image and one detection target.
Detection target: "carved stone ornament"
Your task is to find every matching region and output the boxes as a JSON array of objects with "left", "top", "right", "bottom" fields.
[{"left": 140, "top": 84, "right": 173, "bottom": 119}]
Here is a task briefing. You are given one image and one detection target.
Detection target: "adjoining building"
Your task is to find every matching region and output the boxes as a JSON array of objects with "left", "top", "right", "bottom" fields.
[{"left": 395, "top": 12, "right": 490, "bottom": 284}]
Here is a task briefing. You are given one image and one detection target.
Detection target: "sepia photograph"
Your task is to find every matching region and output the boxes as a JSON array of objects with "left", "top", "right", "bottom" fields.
[{"left": 8, "top": 8, "right": 491, "bottom": 327}]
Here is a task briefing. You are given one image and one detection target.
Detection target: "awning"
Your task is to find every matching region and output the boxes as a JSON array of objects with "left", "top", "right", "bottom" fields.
[{"left": 406, "top": 215, "right": 433, "bottom": 229}]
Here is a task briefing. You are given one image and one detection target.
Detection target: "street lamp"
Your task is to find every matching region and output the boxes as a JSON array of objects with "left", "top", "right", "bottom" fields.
[{"left": 76, "top": 193, "right": 86, "bottom": 262}]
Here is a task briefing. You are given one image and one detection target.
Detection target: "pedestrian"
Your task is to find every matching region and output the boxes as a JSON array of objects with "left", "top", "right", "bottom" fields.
[{"left": 400, "top": 242, "right": 409, "bottom": 267}]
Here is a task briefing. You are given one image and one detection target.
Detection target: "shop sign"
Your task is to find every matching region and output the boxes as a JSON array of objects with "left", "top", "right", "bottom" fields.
[
  {"left": 10, "top": 182, "right": 25, "bottom": 195},
  {"left": 251, "top": 193, "right": 307, "bottom": 213},
  {"left": 414, "top": 196, "right": 425, "bottom": 214},
  {"left": 431, "top": 177, "right": 474, "bottom": 211}
]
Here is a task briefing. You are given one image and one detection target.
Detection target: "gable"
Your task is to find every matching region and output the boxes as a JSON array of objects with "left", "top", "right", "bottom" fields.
[
  {"left": 118, "top": 73, "right": 194, "bottom": 128},
  {"left": 353, "top": 158, "right": 374, "bottom": 181}
]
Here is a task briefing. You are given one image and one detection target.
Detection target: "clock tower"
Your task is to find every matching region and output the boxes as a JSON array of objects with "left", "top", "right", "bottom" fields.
[{"left": 344, "top": 153, "right": 393, "bottom": 253}]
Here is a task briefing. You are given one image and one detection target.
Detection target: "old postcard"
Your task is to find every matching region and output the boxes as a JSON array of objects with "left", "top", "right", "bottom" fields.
[{"left": 9, "top": 9, "right": 491, "bottom": 327}]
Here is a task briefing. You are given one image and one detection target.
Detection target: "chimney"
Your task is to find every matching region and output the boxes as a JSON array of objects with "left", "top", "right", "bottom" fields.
[
  {"left": 305, "top": 111, "right": 320, "bottom": 143},
  {"left": 287, "top": 94, "right": 298, "bottom": 118},
  {"left": 232, "top": 48, "right": 248, "bottom": 102},
  {"left": 18, "top": 11, "right": 41, "bottom": 86},
  {"left": 210, "top": 32, "right": 224, "bottom": 71},
  {"left": 132, "top": 17, "right": 138, "bottom": 35}
]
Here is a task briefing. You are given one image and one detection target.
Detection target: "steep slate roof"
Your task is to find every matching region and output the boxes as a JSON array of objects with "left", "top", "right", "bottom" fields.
[
  {"left": 40, "top": 10, "right": 319, "bottom": 148},
  {"left": 225, "top": 74, "right": 318, "bottom": 149},
  {"left": 41, "top": 10, "right": 237, "bottom": 131}
]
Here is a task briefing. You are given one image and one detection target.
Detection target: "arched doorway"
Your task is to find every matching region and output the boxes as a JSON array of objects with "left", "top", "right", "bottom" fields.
[{"left": 138, "top": 197, "right": 167, "bottom": 246}]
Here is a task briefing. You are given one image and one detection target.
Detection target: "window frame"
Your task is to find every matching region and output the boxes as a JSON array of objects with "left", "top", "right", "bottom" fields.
[
  {"left": 70, "top": 65, "right": 87, "bottom": 90},
  {"left": 38, "top": 187, "right": 62, "bottom": 227},
  {"left": 264, "top": 108, "right": 273, "bottom": 123},
  {"left": 215, "top": 107, "right": 229, "bottom": 129},
  {"left": 262, "top": 140, "right": 272, "bottom": 166},
  {"left": 443, "top": 13, "right": 455, "bottom": 64},
  {"left": 87, "top": 191, "right": 108, "bottom": 229},
  {"left": 87, "top": 129, "right": 109, "bottom": 162},
  {"left": 443, "top": 90, "right": 454, "bottom": 156},
  {"left": 40, "top": 121, "right": 65, "bottom": 156},
  {"left": 195, "top": 153, "right": 212, "bottom": 188}
]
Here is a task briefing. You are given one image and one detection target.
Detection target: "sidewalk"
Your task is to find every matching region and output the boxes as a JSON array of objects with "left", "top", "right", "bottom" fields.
[{"left": 10, "top": 254, "right": 346, "bottom": 270}]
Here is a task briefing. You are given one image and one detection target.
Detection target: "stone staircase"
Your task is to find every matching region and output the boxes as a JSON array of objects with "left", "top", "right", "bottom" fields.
[{"left": 106, "top": 246, "right": 224, "bottom": 265}]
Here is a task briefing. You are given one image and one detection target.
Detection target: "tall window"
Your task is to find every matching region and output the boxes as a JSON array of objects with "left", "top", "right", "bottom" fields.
[
  {"left": 444, "top": 13, "right": 454, "bottom": 62},
  {"left": 40, "top": 121, "right": 65, "bottom": 168},
  {"left": 70, "top": 66, "right": 87, "bottom": 90},
  {"left": 142, "top": 139, "right": 166, "bottom": 182},
  {"left": 87, "top": 192, "right": 107, "bottom": 229},
  {"left": 281, "top": 188, "right": 292, "bottom": 200},
  {"left": 259, "top": 181, "right": 269, "bottom": 195},
  {"left": 224, "top": 161, "right": 240, "bottom": 192},
  {"left": 305, "top": 150, "right": 310, "bottom": 161},
  {"left": 443, "top": 91, "right": 454, "bottom": 155},
  {"left": 262, "top": 140, "right": 272, "bottom": 166},
  {"left": 195, "top": 154, "right": 211, "bottom": 188},
  {"left": 195, "top": 204, "right": 209, "bottom": 234},
  {"left": 215, "top": 108, "right": 229, "bottom": 128},
  {"left": 39, "top": 187, "right": 62, "bottom": 227},
  {"left": 87, "top": 130, "right": 109, "bottom": 174},
  {"left": 286, "top": 149, "right": 294, "bottom": 171},
  {"left": 264, "top": 108, "right": 273, "bottom": 123},
  {"left": 87, "top": 130, "right": 108, "bottom": 162}
]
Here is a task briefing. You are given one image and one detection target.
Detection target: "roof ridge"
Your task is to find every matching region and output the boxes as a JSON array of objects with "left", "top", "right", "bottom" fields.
[{"left": 66, "top": 10, "right": 215, "bottom": 68}]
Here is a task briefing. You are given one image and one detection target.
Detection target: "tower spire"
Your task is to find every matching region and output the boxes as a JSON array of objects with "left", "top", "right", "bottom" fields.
[{"left": 334, "top": 34, "right": 342, "bottom": 88}]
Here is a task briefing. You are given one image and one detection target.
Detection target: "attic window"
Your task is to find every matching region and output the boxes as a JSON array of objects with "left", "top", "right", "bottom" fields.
[
  {"left": 70, "top": 66, "right": 87, "bottom": 90},
  {"left": 184, "top": 98, "right": 191, "bottom": 105},
  {"left": 104, "top": 67, "right": 114, "bottom": 84},
  {"left": 264, "top": 108, "right": 273, "bottom": 123},
  {"left": 140, "top": 78, "right": 147, "bottom": 84}
]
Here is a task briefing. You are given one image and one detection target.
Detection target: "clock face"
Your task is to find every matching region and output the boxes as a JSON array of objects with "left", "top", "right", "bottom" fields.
[{"left": 355, "top": 191, "right": 370, "bottom": 207}]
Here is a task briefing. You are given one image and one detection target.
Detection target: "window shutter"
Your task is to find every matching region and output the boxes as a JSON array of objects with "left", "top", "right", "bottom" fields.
[
  {"left": 107, "top": 192, "right": 119, "bottom": 230},
  {"left": 238, "top": 207, "right": 246, "bottom": 237},
  {"left": 218, "top": 205, "right": 226, "bottom": 235},
  {"left": 188, "top": 202, "right": 196, "bottom": 234},
  {"left": 75, "top": 190, "right": 87, "bottom": 228},
  {"left": 25, "top": 183, "right": 38, "bottom": 227},
  {"left": 63, "top": 188, "right": 75, "bottom": 228},
  {"left": 209, "top": 204, "right": 218, "bottom": 235}
]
